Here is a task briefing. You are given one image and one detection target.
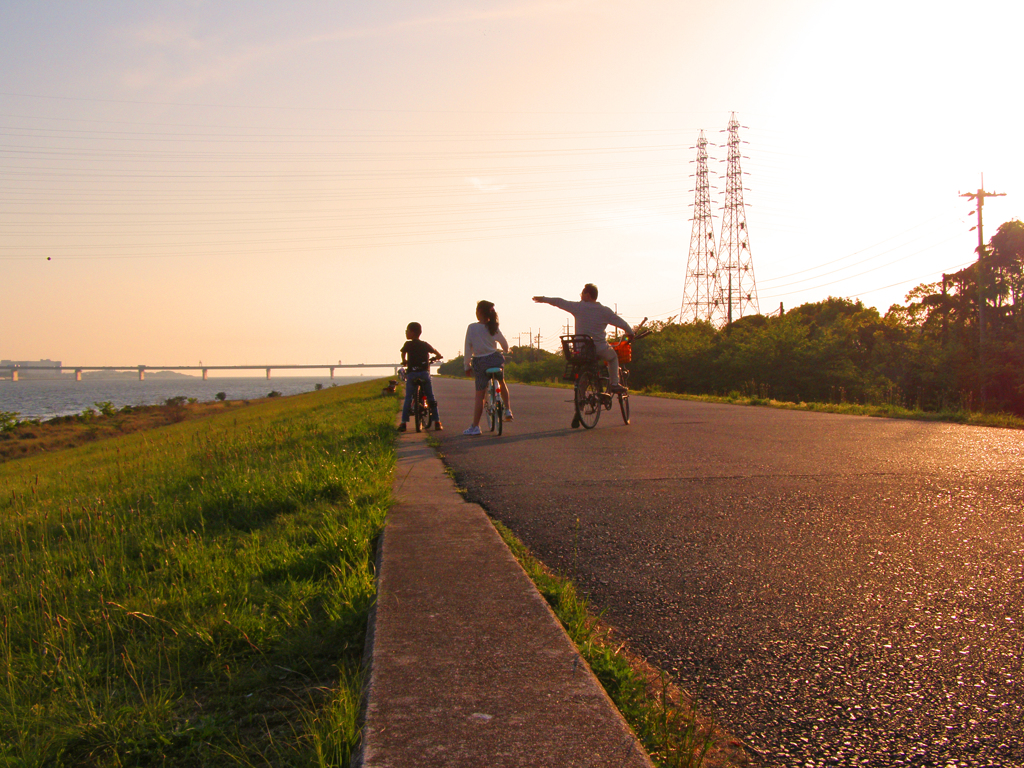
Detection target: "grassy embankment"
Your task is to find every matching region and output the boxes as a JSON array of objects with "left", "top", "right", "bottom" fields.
[{"left": 0, "top": 380, "right": 396, "bottom": 766}]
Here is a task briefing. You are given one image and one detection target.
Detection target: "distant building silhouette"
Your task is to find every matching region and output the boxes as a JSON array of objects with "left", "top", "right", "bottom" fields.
[{"left": 1, "top": 359, "right": 63, "bottom": 380}]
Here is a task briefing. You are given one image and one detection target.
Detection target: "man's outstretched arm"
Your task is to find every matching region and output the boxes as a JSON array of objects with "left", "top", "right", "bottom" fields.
[{"left": 533, "top": 296, "right": 573, "bottom": 312}]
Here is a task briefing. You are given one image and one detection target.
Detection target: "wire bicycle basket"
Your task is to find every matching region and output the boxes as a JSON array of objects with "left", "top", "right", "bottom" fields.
[
  {"left": 560, "top": 334, "right": 596, "bottom": 364},
  {"left": 561, "top": 335, "right": 595, "bottom": 380}
]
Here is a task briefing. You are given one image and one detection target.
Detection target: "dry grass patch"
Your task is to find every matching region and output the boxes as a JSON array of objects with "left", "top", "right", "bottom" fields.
[{"left": 0, "top": 400, "right": 259, "bottom": 463}]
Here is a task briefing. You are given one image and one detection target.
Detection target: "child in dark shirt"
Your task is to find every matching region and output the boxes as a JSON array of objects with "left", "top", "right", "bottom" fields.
[{"left": 399, "top": 322, "right": 443, "bottom": 432}]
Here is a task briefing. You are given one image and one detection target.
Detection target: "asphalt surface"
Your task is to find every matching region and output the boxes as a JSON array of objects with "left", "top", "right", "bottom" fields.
[{"left": 432, "top": 377, "right": 1024, "bottom": 768}]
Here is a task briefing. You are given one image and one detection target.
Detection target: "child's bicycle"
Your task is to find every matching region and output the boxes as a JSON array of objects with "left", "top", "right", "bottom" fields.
[
  {"left": 483, "top": 366, "right": 505, "bottom": 435},
  {"left": 560, "top": 320, "right": 649, "bottom": 430},
  {"left": 412, "top": 377, "right": 433, "bottom": 432},
  {"left": 400, "top": 359, "right": 442, "bottom": 433}
]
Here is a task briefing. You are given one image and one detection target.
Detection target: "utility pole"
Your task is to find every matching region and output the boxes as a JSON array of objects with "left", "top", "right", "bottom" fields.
[
  {"left": 940, "top": 273, "right": 949, "bottom": 346},
  {"left": 717, "top": 113, "right": 759, "bottom": 324},
  {"left": 681, "top": 130, "right": 722, "bottom": 324},
  {"left": 960, "top": 174, "right": 1006, "bottom": 408}
]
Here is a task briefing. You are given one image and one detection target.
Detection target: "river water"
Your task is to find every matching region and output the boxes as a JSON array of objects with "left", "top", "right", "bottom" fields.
[{"left": 0, "top": 374, "right": 385, "bottom": 421}]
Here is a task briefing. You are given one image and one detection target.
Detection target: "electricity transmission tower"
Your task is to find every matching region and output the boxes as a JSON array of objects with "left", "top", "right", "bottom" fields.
[
  {"left": 680, "top": 131, "right": 723, "bottom": 324},
  {"left": 717, "top": 113, "right": 759, "bottom": 323}
]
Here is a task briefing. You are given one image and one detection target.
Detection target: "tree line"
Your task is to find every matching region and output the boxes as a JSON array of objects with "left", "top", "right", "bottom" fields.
[{"left": 441, "top": 219, "right": 1024, "bottom": 415}]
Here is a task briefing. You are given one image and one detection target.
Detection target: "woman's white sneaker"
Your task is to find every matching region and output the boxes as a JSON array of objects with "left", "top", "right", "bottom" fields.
[{"left": 463, "top": 425, "right": 482, "bottom": 436}]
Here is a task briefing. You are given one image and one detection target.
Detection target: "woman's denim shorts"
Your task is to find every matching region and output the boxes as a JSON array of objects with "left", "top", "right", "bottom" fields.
[{"left": 471, "top": 351, "right": 505, "bottom": 391}]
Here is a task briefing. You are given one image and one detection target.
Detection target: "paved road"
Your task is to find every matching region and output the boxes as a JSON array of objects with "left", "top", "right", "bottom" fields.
[{"left": 431, "top": 378, "right": 1024, "bottom": 768}]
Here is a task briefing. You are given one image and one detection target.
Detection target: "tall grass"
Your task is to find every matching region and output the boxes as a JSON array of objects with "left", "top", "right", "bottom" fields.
[{"left": 0, "top": 381, "right": 397, "bottom": 767}]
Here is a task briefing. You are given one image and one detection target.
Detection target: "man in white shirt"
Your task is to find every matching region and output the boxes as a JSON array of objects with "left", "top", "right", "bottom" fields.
[{"left": 533, "top": 283, "right": 634, "bottom": 393}]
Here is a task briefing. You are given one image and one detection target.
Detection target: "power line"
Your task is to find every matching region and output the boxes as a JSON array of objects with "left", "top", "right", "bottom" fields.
[{"left": 757, "top": 232, "right": 966, "bottom": 301}]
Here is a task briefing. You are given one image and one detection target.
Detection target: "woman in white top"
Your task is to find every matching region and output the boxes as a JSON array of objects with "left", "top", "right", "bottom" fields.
[{"left": 463, "top": 300, "right": 513, "bottom": 435}]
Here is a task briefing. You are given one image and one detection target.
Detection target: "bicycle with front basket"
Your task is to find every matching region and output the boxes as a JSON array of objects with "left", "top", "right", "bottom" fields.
[{"left": 561, "top": 320, "right": 648, "bottom": 429}]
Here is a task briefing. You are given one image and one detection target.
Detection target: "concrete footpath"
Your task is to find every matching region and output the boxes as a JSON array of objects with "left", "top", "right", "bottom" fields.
[{"left": 356, "top": 433, "right": 654, "bottom": 768}]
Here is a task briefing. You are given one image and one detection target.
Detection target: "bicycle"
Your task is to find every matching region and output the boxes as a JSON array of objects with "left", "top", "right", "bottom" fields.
[
  {"left": 561, "top": 321, "right": 648, "bottom": 430},
  {"left": 482, "top": 366, "right": 504, "bottom": 435},
  {"left": 401, "top": 357, "right": 442, "bottom": 433},
  {"left": 411, "top": 377, "right": 433, "bottom": 432}
]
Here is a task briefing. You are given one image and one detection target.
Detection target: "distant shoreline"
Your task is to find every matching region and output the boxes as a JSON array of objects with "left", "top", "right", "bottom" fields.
[
  {"left": 0, "top": 370, "right": 196, "bottom": 382},
  {"left": 1, "top": 371, "right": 382, "bottom": 382}
]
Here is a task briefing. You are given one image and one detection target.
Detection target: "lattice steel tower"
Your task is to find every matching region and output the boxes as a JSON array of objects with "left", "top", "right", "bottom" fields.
[
  {"left": 717, "top": 113, "right": 759, "bottom": 323},
  {"left": 680, "top": 131, "right": 723, "bottom": 324}
]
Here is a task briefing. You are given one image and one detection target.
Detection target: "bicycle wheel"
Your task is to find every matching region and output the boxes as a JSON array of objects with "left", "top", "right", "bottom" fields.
[
  {"left": 487, "top": 382, "right": 498, "bottom": 432},
  {"left": 619, "top": 392, "right": 630, "bottom": 425},
  {"left": 421, "top": 396, "right": 433, "bottom": 430},
  {"left": 413, "top": 390, "right": 423, "bottom": 433},
  {"left": 575, "top": 370, "right": 601, "bottom": 429},
  {"left": 495, "top": 385, "right": 503, "bottom": 436}
]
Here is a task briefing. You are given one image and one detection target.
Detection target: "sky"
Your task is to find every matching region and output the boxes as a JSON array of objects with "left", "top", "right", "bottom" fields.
[{"left": 2, "top": 0, "right": 1022, "bottom": 371}]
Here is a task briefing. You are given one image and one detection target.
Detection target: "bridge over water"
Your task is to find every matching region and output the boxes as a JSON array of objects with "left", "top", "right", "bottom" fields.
[{"left": 0, "top": 363, "right": 410, "bottom": 382}]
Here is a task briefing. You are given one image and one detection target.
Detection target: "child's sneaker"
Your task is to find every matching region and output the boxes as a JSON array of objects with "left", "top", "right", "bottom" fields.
[
  {"left": 434, "top": 421, "right": 444, "bottom": 431},
  {"left": 504, "top": 409, "right": 514, "bottom": 421},
  {"left": 398, "top": 422, "right": 407, "bottom": 432},
  {"left": 463, "top": 425, "right": 481, "bottom": 436}
]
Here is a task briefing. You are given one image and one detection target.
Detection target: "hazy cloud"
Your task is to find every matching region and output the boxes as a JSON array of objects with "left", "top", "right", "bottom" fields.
[
  {"left": 468, "top": 177, "right": 509, "bottom": 193},
  {"left": 114, "top": 20, "right": 268, "bottom": 94},
  {"left": 112, "top": 1, "right": 593, "bottom": 95}
]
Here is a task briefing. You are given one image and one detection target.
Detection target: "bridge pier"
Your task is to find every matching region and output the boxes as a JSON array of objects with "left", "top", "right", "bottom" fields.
[
  {"left": 138, "top": 366, "right": 145, "bottom": 381},
  {"left": 75, "top": 369, "right": 82, "bottom": 381},
  {"left": 202, "top": 368, "right": 208, "bottom": 381},
  {"left": 266, "top": 367, "right": 272, "bottom": 379},
  {"left": 330, "top": 367, "right": 335, "bottom": 380},
  {"left": 11, "top": 370, "right": 17, "bottom": 382}
]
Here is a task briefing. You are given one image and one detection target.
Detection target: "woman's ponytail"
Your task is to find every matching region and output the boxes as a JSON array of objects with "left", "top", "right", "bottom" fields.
[{"left": 477, "top": 300, "right": 499, "bottom": 336}]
